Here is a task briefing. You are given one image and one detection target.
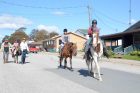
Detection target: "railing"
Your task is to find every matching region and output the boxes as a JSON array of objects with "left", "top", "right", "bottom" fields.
[
  {"left": 114, "top": 46, "right": 123, "bottom": 54},
  {"left": 124, "top": 45, "right": 133, "bottom": 54}
]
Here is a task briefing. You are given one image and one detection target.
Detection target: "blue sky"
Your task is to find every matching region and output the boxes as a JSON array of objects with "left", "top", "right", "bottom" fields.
[{"left": 0, "top": 0, "right": 140, "bottom": 40}]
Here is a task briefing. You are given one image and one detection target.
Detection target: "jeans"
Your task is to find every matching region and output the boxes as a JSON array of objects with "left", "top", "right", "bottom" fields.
[
  {"left": 3, "top": 52, "right": 9, "bottom": 62},
  {"left": 85, "top": 37, "right": 93, "bottom": 53},
  {"left": 21, "top": 50, "right": 27, "bottom": 64}
]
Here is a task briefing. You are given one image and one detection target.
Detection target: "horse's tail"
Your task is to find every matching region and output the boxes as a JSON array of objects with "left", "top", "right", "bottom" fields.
[
  {"left": 103, "top": 46, "right": 109, "bottom": 58},
  {"left": 103, "top": 43, "right": 109, "bottom": 58},
  {"left": 101, "top": 40, "right": 110, "bottom": 58}
]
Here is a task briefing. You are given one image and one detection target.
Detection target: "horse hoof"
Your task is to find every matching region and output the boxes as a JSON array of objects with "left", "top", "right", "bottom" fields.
[
  {"left": 64, "top": 66, "right": 66, "bottom": 69},
  {"left": 99, "top": 78, "right": 103, "bottom": 81},
  {"left": 93, "top": 74, "right": 96, "bottom": 78}
]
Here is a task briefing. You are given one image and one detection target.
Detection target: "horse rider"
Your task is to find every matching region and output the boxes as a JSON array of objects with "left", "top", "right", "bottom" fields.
[
  {"left": 60, "top": 29, "right": 70, "bottom": 53},
  {"left": 1, "top": 39, "right": 12, "bottom": 64},
  {"left": 84, "top": 19, "right": 100, "bottom": 58}
]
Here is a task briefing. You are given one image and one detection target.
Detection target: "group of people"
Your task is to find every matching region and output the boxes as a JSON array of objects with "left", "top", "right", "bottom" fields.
[
  {"left": 1, "top": 19, "right": 100, "bottom": 64},
  {"left": 59, "top": 19, "right": 100, "bottom": 56},
  {"left": 1, "top": 38, "right": 29, "bottom": 64}
]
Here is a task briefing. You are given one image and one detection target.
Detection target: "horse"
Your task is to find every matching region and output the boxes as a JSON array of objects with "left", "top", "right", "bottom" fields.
[
  {"left": 84, "top": 38, "right": 108, "bottom": 81},
  {"left": 59, "top": 42, "right": 77, "bottom": 70}
]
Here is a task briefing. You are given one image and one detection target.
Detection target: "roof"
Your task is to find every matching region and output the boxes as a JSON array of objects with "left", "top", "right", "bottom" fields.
[
  {"left": 43, "top": 32, "right": 87, "bottom": 41},
  {"left": 67, "top": 32, "right": 87, "bottom": 39},
  {"left": 76, "top": 29, "right": 88, "bottom": 35},
  {"left": 124, "top": 21, "right": 140, "bottom": 32},
  {"left": 29, "top": 41, "right": 43, "bottom": 45},
  {"left": 100, "top": 21, "right": 140, "bottom": 40}
]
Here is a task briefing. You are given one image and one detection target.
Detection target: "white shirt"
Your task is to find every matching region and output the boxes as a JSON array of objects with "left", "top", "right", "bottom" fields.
[{"left": 20, "top": 42, "right": 29, "bottom": 51}]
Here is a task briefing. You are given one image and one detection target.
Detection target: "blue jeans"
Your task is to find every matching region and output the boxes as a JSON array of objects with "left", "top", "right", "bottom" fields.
[
  {"left": 3, "top": 52, "right": 9, "bottom": 62},
  {"left": 85, "top": 37, "right": 93, "bottom": 52},
  {"left": 21, "top": 50, "right": 27, "bottom": 64}
]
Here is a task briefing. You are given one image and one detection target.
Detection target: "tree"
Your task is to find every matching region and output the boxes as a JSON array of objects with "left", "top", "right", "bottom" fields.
[
  {"left": 29, "top": 29, "right": 39, "bottom": 40},
  {"left": 49, "top": 31, "right": 59, "bottom": 38},
  {"left": 16, "top": 27, "right": 26, "bottom": 32},
  {"left": 35, "top": 30, "right": 49, "bottom": 41},
  {"left": 2, "top": 35, "right": 10, "bottom": 43},
  {"left": 9, "top": 28, "right": 29, "bottom": 44}
]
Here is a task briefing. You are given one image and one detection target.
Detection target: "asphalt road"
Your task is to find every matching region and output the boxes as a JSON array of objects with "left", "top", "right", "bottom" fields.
[{"left": 0, "top": 52, "right": 140, "bottom": 93}]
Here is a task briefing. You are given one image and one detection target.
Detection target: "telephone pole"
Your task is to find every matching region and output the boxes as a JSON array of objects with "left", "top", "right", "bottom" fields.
[
  {"left": 87, "top": 5, "right": 92, "bottom": 26},
  {"left": 129, "top": 0, "right": 132, "bottom": 26}
]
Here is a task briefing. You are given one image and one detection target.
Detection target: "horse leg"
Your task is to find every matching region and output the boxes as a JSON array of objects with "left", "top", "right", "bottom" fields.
[
  {"left": 64, "top": 58, "right": 67, "bottom": 69},
  {"left": 90, "top": 59, "right": 93, "bottom": 75},
  {"left": 93, "top": 56, "right": 102, "bottom": 81},
  {"left": 70, "top": 58, "right": 72, "bottom": 69},
  {"left": 86, "top": 60, "right": 90, "bottom": 75},
  {"left": 59, "top": 57, "right": 63, "bottom": 67}
]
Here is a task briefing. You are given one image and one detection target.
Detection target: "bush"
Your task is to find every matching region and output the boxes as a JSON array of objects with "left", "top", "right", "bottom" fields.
[
  {"left": 137, "top": 51, "right": 140, "bottom": 56},
  {"left": 107, "top": 47, "right": 115, "bottom": 57},
  {"left": 130, "top": 51, "right": 138, "bottom": 56}
]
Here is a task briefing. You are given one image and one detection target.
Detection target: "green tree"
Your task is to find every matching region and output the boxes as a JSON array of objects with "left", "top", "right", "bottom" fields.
[
  {"left": 29, "top": 29, "right": 39, "bottom": 40},
  {"left": 2, "top": 35, "right": 10, "bottom": 43},
  {"left": 49, "top": 31, "right": 59, "bottom": 38},
  {"left": 9, "top": 27, "right": 29, "bottom": 44},
  {"left": 35, "top": 30, "right": 49, "bottom": 41}
]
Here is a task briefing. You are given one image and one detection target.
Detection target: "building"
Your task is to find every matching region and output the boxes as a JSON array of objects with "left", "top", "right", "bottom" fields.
[
  {"left": 75, "top": 29, "right": 88, "bottom": 37},
  {"left": 100, "top": 21, "right": 140, "bottom": 54},
  {"left": 43, "top": 32, "right": 87, "bottom": 52}
]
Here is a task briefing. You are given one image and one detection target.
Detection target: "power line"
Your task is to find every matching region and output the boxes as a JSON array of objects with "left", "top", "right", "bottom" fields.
[
  {"left": 0, "top": 1, "right": 86, "bottom": 10},
  {"left": 94, "top": 12, "right": 117, "bottom": 31},
  {"left": 94, "top": 9, "right": 128, "bottom": 25}
]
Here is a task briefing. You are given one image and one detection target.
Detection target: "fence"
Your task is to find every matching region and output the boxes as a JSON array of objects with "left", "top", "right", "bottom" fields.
[
  {"left": 124, "top": 45, "right": 133, "bottom": 54},
  {"left": 114, "top": 46, "right": 123, "bottom": 54}
]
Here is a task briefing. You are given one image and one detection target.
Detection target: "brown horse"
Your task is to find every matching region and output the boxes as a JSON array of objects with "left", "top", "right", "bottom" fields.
[{"left": 59, "top": 42, "right": 77, "bottom": 69}]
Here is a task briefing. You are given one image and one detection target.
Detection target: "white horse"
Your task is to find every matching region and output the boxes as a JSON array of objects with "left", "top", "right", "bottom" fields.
[{"left": 84, "top": 38, "right": 104, "bottom": 81}]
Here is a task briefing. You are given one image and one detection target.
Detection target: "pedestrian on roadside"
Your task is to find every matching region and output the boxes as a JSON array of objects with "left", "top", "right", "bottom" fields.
[
  {"left": 11, "top": 40, "right": 20, "bottom": 64},
  {"left": 20, "top": 38, "right": 29, "bottom": 64},
  {"left": 0, "top": 39, "right": 12, "bottom": 64}
]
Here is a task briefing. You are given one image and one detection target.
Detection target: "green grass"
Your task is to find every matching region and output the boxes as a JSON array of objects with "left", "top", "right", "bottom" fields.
[{"left": 122, "top": 55, "right": 140, "bottom": 61}]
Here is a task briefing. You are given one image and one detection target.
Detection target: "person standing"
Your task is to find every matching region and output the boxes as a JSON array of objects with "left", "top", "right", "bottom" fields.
[
  {"left": 20, "top": 38, "right": 29, "bottom": 64},
  {"left": 12, "top": 40, "right": 20, "bottom": 64},
  {"left": 1, "top": 39, "right": 12, "bottom": 64}
]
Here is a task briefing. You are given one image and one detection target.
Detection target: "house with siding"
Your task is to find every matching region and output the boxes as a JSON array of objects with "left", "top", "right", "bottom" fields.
[
  {"left": 100, "top": 21, "right": 140, "bottom": 54},
  {"left": 43, "top": 32, "right": 87, "bottom": 52}
]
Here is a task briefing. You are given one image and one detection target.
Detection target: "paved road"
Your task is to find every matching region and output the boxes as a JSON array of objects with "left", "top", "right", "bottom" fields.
[{"left": 0, "top": 52, "right": 140, "bottom": 93}]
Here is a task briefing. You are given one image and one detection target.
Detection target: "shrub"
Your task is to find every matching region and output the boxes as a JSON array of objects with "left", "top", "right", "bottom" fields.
[
  {"left": 130, "top": 51, "right": 138, "bottom": 56},
  {"left": 137, "top": 51, "right": 140, "bottom": 56}
]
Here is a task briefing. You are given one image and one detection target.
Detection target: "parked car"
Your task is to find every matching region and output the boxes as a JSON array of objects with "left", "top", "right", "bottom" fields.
[{"left": 29, "top": 46, "right": 39, "bottom": 53}]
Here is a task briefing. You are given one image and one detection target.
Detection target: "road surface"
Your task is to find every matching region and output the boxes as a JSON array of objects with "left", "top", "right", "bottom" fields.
[{"left": 0, "top": 52, "right": 140, "bottom": 93}]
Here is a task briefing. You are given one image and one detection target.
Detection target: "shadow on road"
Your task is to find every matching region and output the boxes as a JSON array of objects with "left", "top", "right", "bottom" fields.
[{"left": 78, "top": 69, "right": 90, "bottom": 77}]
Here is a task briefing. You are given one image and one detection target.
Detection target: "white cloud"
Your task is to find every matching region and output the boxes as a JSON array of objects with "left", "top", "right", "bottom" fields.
[
  {"left": 51, "top": 11, "right": 66, "bottom": 16},
  {"left": 0, "top": 14, "right": 32, "bottom": 30},
  {"left": 37, "top": 25, "right": 60, "bottom": 33}
]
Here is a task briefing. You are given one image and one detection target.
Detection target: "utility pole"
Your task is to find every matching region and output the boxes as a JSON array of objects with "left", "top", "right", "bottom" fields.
[
  {"left": 87, "top": 5, "right": 92, "bottom": 26},
  {"left": 129, "top": 0, "right": 132, "bottom": 26}
]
